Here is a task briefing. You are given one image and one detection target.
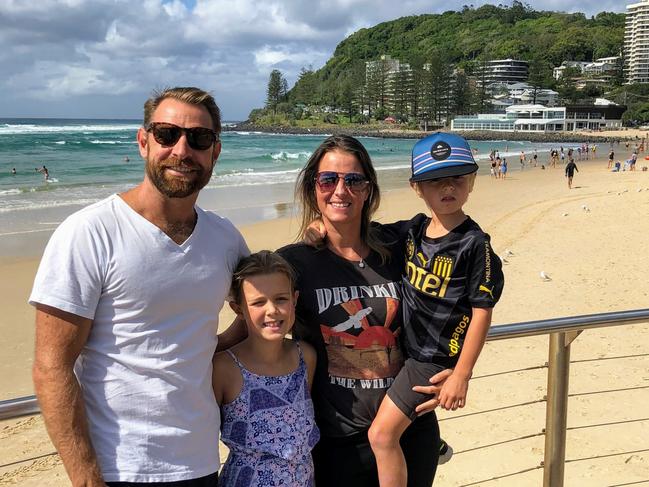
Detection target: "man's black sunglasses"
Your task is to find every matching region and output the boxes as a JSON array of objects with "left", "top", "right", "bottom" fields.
[{"left": 146, "top": 122, "right": 218, "bottom": 151}]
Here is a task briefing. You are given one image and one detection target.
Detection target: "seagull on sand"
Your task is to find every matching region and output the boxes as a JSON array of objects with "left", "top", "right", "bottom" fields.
[{"left": 540, "top": 271, "right": 552, "bottom": 281}]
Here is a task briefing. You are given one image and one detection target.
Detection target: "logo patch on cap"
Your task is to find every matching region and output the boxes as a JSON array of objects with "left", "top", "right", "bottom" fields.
[{"left": 431, "top": 141, "right": 451, "bottom": 161}]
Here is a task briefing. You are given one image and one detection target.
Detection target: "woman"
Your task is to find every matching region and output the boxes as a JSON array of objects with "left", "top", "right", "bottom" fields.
[{"left": 278, "top": 135, "right": 448, "bottom": 487}]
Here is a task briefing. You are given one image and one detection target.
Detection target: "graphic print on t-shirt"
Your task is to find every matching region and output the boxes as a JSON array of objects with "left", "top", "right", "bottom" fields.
[
  {"left": 405, "top": 234, "right": 455, "bottom": 298},
  {"left": 316, "top": 284, "right": 403, "bottom": 383}
]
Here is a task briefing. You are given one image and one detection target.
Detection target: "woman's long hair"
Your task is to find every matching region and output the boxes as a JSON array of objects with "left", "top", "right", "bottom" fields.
[{"left": 295, "top": 135, "right": 388, "bottom": 261}]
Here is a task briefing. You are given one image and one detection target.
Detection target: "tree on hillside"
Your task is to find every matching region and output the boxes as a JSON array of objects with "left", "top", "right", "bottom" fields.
[
  {"left": 451, "top": 70, "right": 471, "bottom": 115},
  {"left": 406, "top": 55, "right": 427, "bottom": 121},
  {"left": 365, "top": 57, "right": 393, "bottom": 118},
  {"left": 391, "top": 64, "right": 413, "bottom": 122},
  {"left": 291, "top": 67, "right": 318, "bottom": 105},
  {"left": 421, "top": 51, "right": 453, "bottom": 124},
  {"left": 555, "top": 66, "right": 581, "bottom": 104},
  {"left": 527, "top": 57, "right": 553, "bottom": 104},
  {"left": 472, "top": 56, "right": 491, "bottom": 113},
  {"left": 266, "top": 69, "right": 288, "bottom": 113}
]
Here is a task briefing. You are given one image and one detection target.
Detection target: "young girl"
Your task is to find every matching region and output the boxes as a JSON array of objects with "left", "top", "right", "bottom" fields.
[{"left": 213, "top": 251, "right": 319, "bottom": 486}]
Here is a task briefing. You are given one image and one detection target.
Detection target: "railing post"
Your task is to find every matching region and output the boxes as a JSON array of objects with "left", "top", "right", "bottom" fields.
[{"left": 543, "top": 332, "right": 572, "bottom": 487}]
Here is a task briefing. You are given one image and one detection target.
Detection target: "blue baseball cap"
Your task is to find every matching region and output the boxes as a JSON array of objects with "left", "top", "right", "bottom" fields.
[{"left": 410, "top": 132, "right": 479, "bottom": 182}]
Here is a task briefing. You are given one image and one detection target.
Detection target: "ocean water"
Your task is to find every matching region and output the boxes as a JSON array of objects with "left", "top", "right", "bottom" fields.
[{"left": 0, "top": 118, "right": 561, "bottom": 241}]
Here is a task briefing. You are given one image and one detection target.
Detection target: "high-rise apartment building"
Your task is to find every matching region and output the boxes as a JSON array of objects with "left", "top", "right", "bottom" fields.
[
  {"left": 476, "top": 59, "right": 529, "bottom": 85},
  {"left": 625, "top": 1, "right": 649, "bottom": 83}
]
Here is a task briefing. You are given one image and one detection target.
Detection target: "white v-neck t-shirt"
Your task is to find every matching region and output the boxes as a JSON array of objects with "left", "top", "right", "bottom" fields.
[{"left": 30, "top": 194, "right": 249, "bottom": 482}]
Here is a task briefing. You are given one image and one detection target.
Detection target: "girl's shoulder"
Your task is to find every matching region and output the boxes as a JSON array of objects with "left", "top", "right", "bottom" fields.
[
  {"left": 296, "top": 339, "right": 316, "bottom": 363},
  {"left": 213, "top": 349, "right": 239, "bottom": 370},
  {"left": 212, "top": 349, "right": 244, "bottom": 404}
]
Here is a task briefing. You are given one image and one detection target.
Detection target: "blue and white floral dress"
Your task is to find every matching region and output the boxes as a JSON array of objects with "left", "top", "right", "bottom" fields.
[{"left": 219, "top": 343, "right": 320, "bottom": 487}]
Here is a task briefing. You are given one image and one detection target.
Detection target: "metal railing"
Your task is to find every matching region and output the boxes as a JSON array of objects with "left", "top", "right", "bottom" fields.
[{"left": 2, "top": 308, "right": 649, "bottom": 486}]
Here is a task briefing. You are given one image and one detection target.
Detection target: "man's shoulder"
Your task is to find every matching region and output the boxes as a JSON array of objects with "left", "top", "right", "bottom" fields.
[
  {"left": 58, "top": 195, "right": 121, "bottom": 230},
  {"left": 197, "top": 208, "right": 241, "bottom": 234}
]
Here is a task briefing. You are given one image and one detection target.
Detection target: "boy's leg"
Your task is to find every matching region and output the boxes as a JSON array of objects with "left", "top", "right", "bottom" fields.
[{"left": 368, "top": 395, "right": 412, "bottom": 487}]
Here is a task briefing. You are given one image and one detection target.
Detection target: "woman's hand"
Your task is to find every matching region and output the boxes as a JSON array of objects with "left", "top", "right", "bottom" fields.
[
  {"left": 412, "top": 368, "right": 453, "bottom": 415},
  {"left": 303, "top": 219, "right": 327, "bottom": 247}
]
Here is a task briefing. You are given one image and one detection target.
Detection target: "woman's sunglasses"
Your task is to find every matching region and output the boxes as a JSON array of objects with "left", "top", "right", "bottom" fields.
[
  {"left": 314, "top": 171, "right": 369, "bottom": 192},
  {"left": 146, "top": 122, "right": 218, "bottom": 151}
]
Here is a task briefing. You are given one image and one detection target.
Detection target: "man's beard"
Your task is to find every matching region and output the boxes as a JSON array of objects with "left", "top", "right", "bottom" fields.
[{"left": 145, "top": 156, "right": 212, "bottom": 198}]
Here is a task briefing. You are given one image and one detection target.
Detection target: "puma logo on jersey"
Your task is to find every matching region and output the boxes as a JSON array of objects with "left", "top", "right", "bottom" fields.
[
  {"left": 479, "top": 284, "right": 495, "bottom": 299},
  {"left": 416, "top": 252, "right": 430, "bottom": 268}
]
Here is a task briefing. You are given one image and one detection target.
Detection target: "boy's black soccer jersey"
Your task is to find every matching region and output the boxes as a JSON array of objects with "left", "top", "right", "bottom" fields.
[{"left": 380, "top": 214, "right": 504, "bottom": 368}]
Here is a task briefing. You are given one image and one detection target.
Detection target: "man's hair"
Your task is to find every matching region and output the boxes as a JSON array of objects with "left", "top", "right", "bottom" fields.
[
  {"left": 230, "top": 251, "right": 296, "bottom": 305},
  {"left": 294, "top": 134, "right": 387, "bottom": 261},
  {"left": 143, "top": 87, "right": 221, "bottom": 134}
]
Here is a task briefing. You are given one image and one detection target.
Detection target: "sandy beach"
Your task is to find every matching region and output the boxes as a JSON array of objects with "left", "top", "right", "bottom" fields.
[{"left": 1, "top": 153, "right": 648, "bottom": 486}]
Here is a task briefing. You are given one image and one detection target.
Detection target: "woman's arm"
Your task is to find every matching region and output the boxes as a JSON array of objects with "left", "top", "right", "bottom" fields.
[
  {"left": 216, "top": 316, "right": 247, "bottom": 353},
  {"left": 299, "top": 341, "right": 317, "bottom": 390}
]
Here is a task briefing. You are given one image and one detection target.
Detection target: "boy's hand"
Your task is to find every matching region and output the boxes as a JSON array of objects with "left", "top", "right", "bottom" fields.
[
  {"left": 304, "top": 219, "right": 327, "bottom": 247},
  {"left": 437, "top": 372, "right": 470, "bottom": 411},
  {"left": 413, "top": 368, "right": 453, "bottom": 415}
]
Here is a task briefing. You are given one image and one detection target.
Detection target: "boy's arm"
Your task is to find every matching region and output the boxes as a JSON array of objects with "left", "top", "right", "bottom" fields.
[{"left": 438, "top": 307, "right": 493, "bottom": 411}]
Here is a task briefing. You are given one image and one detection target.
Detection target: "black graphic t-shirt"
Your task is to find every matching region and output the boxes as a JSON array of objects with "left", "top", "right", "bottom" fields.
[
  {"left": 380, "top": 214, "right": 504, "bottom": 368},
  {"left": 279, "top": 239, "right": 404, "bottom": 438}
]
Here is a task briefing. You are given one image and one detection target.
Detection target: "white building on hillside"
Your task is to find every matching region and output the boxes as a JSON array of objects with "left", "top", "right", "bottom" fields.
[
  {"left": 451, "top": 102, "right": 625, "bottom": 132},
  {"left": 625, "top": 1, "right": 649, "bottom": 83},
  {"left": 554, "top": 58, "right": 620, "bottom": 80},
  {"left": 487, "top": 82, "right": 558, "bottom": 107}
]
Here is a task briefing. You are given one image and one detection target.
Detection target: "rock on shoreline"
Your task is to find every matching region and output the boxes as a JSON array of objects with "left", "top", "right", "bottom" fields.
[{"left": 226, "top": 123, "right": 634, "bottom": 143}]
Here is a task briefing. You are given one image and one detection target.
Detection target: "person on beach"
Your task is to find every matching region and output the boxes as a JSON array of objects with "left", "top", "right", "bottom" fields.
[
  {"left": 608, "top": 149, "right": 615, "bottom": 169},
  {"left": 500, "top": 158, "right": 508, "bottom": 179},
  {"left": 519, "top": 150, "right": 525, "bottom": 169},
  {"left": 30, "top": 87, "right": 248, "bottom": 486},
  {"left": 214, "top": 251, "right": 319, "bottom": 486},
  {"left": 275, "top": 135, "right": 452, "bottom": 486},
  {"left": 365, "top": 133, "right": 504, "bottom": 487},
  {"left": 565, "top": 157, "right": 578, "bottom": 189},
  {"left": 533, "top": 151, "right": 538, "bottom": 167},
  {"left": 490, "top": 158, "right": 497, "bottom": 178}
]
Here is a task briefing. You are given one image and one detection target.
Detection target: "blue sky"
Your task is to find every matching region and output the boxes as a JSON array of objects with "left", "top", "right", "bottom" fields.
[{"left": 0, "top": 0, "right": 627, "bottom": 121}]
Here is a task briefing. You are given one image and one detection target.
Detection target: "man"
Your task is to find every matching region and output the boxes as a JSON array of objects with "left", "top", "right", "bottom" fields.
[{"left": 30, "top": 87, "right": 248, "bottom": 486}]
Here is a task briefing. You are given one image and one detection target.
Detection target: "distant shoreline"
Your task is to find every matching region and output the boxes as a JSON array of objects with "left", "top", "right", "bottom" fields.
[{"left": 225, "top": 122, "right": 637, "bottom": 143}]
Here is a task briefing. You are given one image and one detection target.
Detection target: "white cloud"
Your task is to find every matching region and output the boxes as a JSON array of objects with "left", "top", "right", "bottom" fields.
[{"left": 0, "top": 0, "right": 627, "bottom": 118}]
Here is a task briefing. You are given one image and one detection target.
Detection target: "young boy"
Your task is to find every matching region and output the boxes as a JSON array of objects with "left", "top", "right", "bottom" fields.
[{"left": 368, "top": 133, "right": 505, "bottom": 487}]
